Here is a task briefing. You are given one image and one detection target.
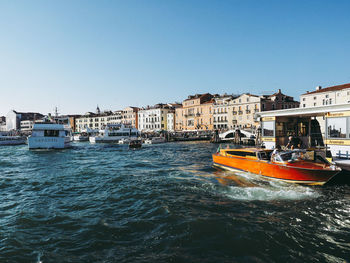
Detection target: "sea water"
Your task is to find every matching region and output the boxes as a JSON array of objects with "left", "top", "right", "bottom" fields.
[{"left": 0, "top": 142, "right": 349, "bottom": 262}]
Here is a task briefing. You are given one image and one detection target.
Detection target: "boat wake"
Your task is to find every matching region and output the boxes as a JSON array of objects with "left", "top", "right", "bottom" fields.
[
  {"left": 191, "top": 169, "right": 321, "bottom": 201},
  {"left": 221, "top": 183, "right": 320, "bottom": 201}
]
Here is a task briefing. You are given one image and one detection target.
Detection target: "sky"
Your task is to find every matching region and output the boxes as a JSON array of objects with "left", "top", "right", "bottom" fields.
[{"left": 1, "top": 0, "right": 350, "bottom": 116}]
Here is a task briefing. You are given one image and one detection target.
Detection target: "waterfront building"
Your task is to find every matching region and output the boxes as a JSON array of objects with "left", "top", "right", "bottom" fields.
[
  {"left": 0, "top": 116, "right": 6, "bottom": 132},
  {"left": 75, "top": 107, "right": 122, "bottom": 132},
  {"left": 138, "top": 104, "right": 175, "bottom": 132},
  {"left": 175, "top": 93, "right": 214, "bottom": 131},
  {"left": 54, "top": 115, "right": 82, "bottom": 132},
  {"left": 5, "top": 110, "right": 44, "bottom": 131},
  {"left": 228, "top": 90, "right": 299, "bottom": 131},
  {"left": 213, "top": 94, "right": 237, "bottom": 131},
  {"left": 121, "top": 107, "right": 139, "bottom": 128},
  {"left": 300, "top": 83, "right": 350, "bottom": 108},
  {"left": 167, "top": 113, "right": 175, "bottom": 131},
  {"left": 20, "top": 120, "right": 34, "bottom": 132}
]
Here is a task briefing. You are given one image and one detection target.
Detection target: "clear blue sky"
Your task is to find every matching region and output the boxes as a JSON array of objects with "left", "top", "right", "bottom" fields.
[{"left": 1, "top": 0, "right": 350, "bottom": 116}]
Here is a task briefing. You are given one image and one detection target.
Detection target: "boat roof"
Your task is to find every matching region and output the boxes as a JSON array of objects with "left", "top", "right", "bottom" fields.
[
  {"left": 256, "top": 103, "right": 350, "bottom": 118},
  {"left": 32, "top": 123, "right": 65, "bottom": 130}
]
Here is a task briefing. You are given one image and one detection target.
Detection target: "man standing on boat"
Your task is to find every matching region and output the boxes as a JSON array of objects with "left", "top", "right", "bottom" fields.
[{"left": 286, "top": 135, "right": 302, "bottom": 150}]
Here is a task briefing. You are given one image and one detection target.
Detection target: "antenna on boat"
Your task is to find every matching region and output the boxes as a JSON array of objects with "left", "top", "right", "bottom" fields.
[{"left": 54, "top": 107, "right": 59, "bottom": 118}]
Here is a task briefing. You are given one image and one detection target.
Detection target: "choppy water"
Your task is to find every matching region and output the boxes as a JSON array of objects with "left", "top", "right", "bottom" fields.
[{"left": 0, "top": 142, "right": 349, "bottom": 263}]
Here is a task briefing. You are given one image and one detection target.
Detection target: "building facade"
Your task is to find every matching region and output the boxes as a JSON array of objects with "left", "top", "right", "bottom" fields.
[
  {"left": 228, "top": 90, "right": 299, "bottom": 130},
  {"left": 5, "top": 110, "right": 44, "bottom": 131},
  {"left": 138, "top": 104, "right": 175, "bottom": 132},
  {"left": 213, "top": 95, "right": 236, "bottom": 130},
  {"left": 300, "top": 83, "right": 350, "bottom": 108},
  {"left": 167, "top": 113, "right": 175, "bottom": 131},
  {"left": 121, "top": 107, "right": 139, "bottom": 128},
  {"left": 175, "top": 93, "right": 214, "bottom": 131},
  {"left": 75, "top": 109, "right": 123, "bottom": 132}
]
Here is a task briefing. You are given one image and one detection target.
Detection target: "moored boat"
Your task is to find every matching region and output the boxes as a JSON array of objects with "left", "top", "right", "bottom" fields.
[
  {"left": 73, "top": 132, "right": 89, "bottom": 141},
  {"left": 144, "top": 137, "right": 166, "bottom": 144},
  {"left": 27, "top": 122, "right": 71, "bottom": 149},
  {"left": 129, "top": 139, "right": 142, "bottom": 149},
  {"left": 89, "top": 124, "right": 139, "bottom": 143},
  {"left": 212, "top": 147, "right": 341, "bottom": 185},
  {"left": 0, "top": 135, "right": 26, "bottom": 146}
]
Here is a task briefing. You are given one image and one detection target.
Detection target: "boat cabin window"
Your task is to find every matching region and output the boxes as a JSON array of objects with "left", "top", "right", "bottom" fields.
[
  {"left": 327, "top": 117, "right": 347, "bottom": 138},
  {"left": 226, "top": 151, "right": 256, "bottom": 157},
  {"left": 44, "top": 130, "right": 59, "bottom": 137}
]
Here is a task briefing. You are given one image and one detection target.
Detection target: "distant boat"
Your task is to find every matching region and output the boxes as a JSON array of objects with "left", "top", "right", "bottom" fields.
[
  {"left": 27, "top": 122, "right": 71, "bottom": 149},
  {"left": 0, "top": 135, "right": 26, "bottom": 146},
  {"left": 144, "top": 137, "right": 166, "bottom": 144},
  {"left": 89, "top": 124, "right": 139, "bottom": 143},
  {"left": 73, "top": 128, "right": 97, "bottom": 141},
  {"left": 129, "top": 139, "right": 142, "bottom": 149}
]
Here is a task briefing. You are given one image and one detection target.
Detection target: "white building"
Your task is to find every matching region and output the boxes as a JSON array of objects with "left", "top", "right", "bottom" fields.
[
  {"left": 167, "top": 113, "right": 175, "bottom": 131},
  {"left": 5, "top": 110, "right": 44, "bottom": 131},
  {"left": 20, "top": 120, "right": 34, "bottom": 132},
  {"left": 75, "top": 108, "right": 123, "bottom": 132},
  {"left": 300, "top": 83, "right": 350, "bottom": 108},
  {"left": 213, "top": 95, "right": 236, "bottom": 130},
  {"left": 138, "top": 104, "right": 175, "bottom": 132}
]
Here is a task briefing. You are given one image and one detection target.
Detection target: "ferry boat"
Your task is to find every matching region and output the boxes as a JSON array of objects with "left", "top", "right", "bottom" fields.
[
  {"left": 89, "top": 124, "right": 139, "bottom": 143},
  {"left": 144, "top": 137, "right": 166, "bottom": 144},
  {"left": 212, "top": 147, "right": 341, "bottom": 185},
  {"left": 0, "top": 135, "right": 26, "bottom": 146},
  {"left": 27, "top": 123, "right": 71, "bottom": 149}
]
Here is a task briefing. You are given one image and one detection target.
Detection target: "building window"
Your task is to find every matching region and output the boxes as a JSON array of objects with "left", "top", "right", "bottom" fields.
[
  {"left": 313, "top": 96, "right": 316, "bottom": 100},
  {"left": 303, "top": 104, "right": 306, "bottom": 107},
  {"left": 329, "top": 98, "right": 332, "bottom": 105},
  {"left": 314, "top": 103, "right": 316, "bottom": 106},
  {"left": 302, "top": 98, "right": 306, "bottom": 101}
]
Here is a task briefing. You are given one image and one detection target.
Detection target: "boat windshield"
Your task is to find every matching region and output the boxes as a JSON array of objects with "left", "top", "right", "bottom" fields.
[{"left": 275, "top": 150, "right": 314, "bottom": 163}]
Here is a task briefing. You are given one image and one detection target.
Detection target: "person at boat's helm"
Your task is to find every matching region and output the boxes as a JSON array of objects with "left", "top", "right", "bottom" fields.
[{"left": 286, "top": 135, "right": 302, "bottom": 150}]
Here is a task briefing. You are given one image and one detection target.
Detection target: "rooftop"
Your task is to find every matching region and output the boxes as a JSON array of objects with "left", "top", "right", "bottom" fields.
[{"left": 302, "top": 83, "right": 350, "bottom": 95}]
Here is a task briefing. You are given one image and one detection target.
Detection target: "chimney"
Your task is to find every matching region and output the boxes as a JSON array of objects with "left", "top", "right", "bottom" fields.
[
  {"left": 316, "top": 86, "right": 322, "bottom": 91},
  {"left": 278, "top": 89, "right": 281, "bottom": 93}
]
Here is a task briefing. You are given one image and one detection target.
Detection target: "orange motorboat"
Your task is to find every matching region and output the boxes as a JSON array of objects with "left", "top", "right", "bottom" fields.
[{"left": 212, "top": 147, "right": 341, "bottom": 186}]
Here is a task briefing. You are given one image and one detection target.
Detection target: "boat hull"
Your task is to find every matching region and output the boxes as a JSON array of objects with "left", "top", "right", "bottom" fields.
[
  {"left": 73, "top": 135, "right": 89, "bottom": 141},
  {"left": 212, "top": 153, "right": 341, "bottom": 185},
  {"left": 28, "top": 136, "right": 70, "bottom": 149},
  {"left": 0, "top": 138, "right": 26, "bottom": 146}
]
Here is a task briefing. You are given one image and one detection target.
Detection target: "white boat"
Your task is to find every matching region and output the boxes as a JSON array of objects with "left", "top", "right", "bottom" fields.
[
  {"left": 144, "top": 137, "right": 166, "bottom": 144},
  {"left": 0, "top": 135, "right": 26, "bottom": 146},
  {"left": 73, "top": 128, "right": 97, "bottom": 141},
  {"left": 73, "top": 132, "right": 89, "bottom": 141},
  {"left": 27, "top": 122, "right": 71, "bottom": 149},
  {"left": 118, "top": 138, "right": 131, "bottom": 144},
  {"left": 89, "top": 124, "right": 139, "bottom": 143}
]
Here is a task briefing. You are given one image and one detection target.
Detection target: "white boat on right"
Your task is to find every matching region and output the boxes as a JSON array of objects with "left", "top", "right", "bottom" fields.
[{"left": 144, "top": 137, "right": 166, "bottom": 144}]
